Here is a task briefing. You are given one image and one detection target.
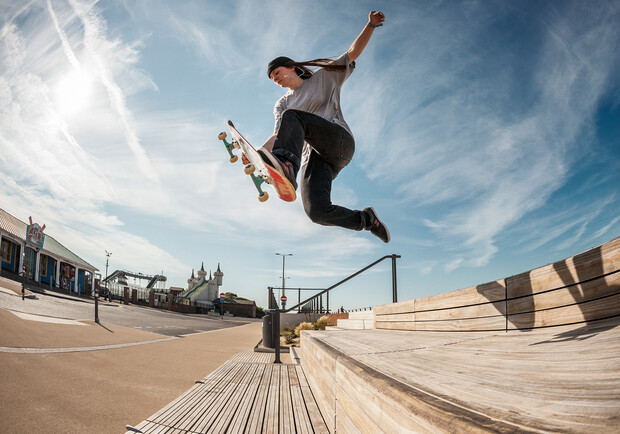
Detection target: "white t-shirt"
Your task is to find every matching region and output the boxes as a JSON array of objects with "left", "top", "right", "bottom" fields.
[{"left": 273, "top": 52, "right": 356, "bottom": 139}]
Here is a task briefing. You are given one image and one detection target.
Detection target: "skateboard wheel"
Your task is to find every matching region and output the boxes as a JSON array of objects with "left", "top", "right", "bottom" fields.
[
  {"left": 229, "top": 155, "right": 238, "bottom": 163},
  {"left": 258, "top": 192, "right": 269, "bottom": 202},
  {"left": 244, "top": 163, "right": 255, "bottom": 175},
  {"left": 218, "top": 132, "right": 227, "bottom": 140}
]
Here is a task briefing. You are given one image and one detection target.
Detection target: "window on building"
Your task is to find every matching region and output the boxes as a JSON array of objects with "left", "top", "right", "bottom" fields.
[
  {"left": 1, "top": 240, "right": 11, "bottom": 263},
  {"left": 40, "top": 255, "right": 48, "bottom": 277}
]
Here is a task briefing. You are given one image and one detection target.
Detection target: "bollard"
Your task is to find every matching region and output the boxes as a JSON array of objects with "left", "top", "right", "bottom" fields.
[
  {"left": 95, "top": 291, "right": 99, "bottom": 323},
  {"left": 262, "top": 313, "right": 273, "bottom": 348}
]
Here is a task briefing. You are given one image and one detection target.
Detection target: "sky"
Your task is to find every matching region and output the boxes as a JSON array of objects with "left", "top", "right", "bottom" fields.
[{"left": 1, "top": 0, "right": 619, "bottom": 311}]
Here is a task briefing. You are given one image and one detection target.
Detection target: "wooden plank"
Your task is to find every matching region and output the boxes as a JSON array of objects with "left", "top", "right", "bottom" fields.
[
  {"left": 374, "top": 299, "right": 415, "bottom": 315},
  {"left": 335, "top": 383, "right": 382, "bottom": 433},
  {"left": 508, "top": 271, "right": 620, "bottom": 315},
  {"left": 415, "top": 301, "right": 505, "bottom": 321},
  {"left": 262, "top": 365, "right": 280, "bottom": 433},
  {"left": 227, "top": 363, "right": 267, "bottom": 433},
  {"left": 295, "top": 365, "right": 329, "bottom": 434},
  {"left": 231, "top": 349, "right": 273, "bottom": 363},
  {"left": 300, "top": 338, "right": 337, "bottom": 432},
  {"left": 415, "top": 280, "right": 506, "bottom": 311},
  {"left": 301, "top": 357, "right": 335, "bottom": 431},
  {"left": 414, "top": 315, "right": 506, "bottom": 332},
  {"left": 333, "top": 354, "right": 461, "bottom": 433},
  {"left": 151, "top": 360, "right": 240, "bottom": 428},
  {"left": 373, "top": 312, "right": 415, "bottom": 322},
  {"left": 288, "top": 365, "right": 313, "bottom": 434},
  {"left": 209, "top": 363, "right": 259, "bottom": 433},
  {"left": 375, "top": 321, "right": 415, "bottom": 331},
  {"left": 279, "top": 364, "right": 295, "bottom": 433},
  {"left": 191, "top": 361, "right": 254, "bottom": 433},
  {"left": 508, "top": 292, "right": 620, "bottom": 329},
  {"left": 244, "top": 363, "right": 273, "bottom": 433},
  {"left": 507, "top": 237, "right": 620, "bottom": 298},
  {"left": 335, "top": 400, "right": 363, "bottom": 434},
  {"left": 165, "top": 362, "right": 245, "bottom": 431},
  {"left": 125, "top": 420, "right": 159, "bottom": 434}
]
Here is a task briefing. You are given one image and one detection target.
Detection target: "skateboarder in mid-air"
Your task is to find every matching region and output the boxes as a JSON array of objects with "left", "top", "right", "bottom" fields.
[{"left": 256, "top": 10, "right": 390, "bottom": 243}]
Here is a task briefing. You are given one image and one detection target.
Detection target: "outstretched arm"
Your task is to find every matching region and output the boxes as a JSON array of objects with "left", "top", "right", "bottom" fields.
[{"left": 347, "top": 11, "right": 385, "bottom": 63}]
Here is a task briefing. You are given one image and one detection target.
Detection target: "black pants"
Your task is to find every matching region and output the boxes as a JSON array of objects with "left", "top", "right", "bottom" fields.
[{"left": 272, "top": 109, "right": 367, "bottom": 231}]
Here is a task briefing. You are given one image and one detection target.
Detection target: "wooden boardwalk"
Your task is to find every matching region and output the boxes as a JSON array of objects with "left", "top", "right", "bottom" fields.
[{"left": 125, "top": 350, "right": 328, "bottom": 434}]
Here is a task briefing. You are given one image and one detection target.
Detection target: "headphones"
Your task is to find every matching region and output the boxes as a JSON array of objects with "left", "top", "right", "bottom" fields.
[{"left": 283, "top": 68, "right": 305, "bottom": 79}]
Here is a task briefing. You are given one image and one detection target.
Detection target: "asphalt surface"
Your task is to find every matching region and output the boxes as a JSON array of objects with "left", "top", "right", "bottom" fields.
[
  {"left": 0, "top": 287, "right": 259, "bottom": 337},
  {"left": 0, "top": 283, "right": 268, "bottom": 433}
]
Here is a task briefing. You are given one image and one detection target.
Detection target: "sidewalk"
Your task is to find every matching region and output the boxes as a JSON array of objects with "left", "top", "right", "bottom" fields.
[{"left": 0, "top": 304, "right": 264, "bottom": 433}]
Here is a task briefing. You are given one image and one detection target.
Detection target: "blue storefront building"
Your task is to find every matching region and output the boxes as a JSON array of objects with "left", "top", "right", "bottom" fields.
[{"left": 0, "top": 208, "right": 98, "bottom": 294}]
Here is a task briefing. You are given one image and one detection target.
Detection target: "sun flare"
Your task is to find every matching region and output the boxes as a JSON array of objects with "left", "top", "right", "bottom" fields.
[{"left": 54, "top": 68, "right": 93, "bottom": 115}]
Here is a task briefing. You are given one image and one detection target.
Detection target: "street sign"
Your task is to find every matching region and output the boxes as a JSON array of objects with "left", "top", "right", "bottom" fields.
[
  {"left": 220, "top": 292, "right": 225, "bottom": 300},
  {"left": 281, "top": 295, "right": 287, "bottom": 303}
]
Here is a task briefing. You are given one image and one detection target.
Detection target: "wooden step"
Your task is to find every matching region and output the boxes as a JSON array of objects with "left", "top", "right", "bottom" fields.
[
  {"left": 299, "top": 316, "right": 620, "bottom": 433},
  {"left": 335, "top": 318, "right": 374, "bottom": 330},
  {"left": 347, "top": 310, "right": 374, "bottom": 320}
]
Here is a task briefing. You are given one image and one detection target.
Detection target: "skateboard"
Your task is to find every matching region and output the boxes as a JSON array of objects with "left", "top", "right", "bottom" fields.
[{"left": 218, "top": 120, "right": 296, "bottom": 202}]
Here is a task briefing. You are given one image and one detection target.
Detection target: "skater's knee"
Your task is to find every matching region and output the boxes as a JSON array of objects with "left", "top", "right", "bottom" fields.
[
  {"left": 304, "top": 201, "right": 330, "bottom": 226},
  {"left": 281, "top": 109, "right": 303, "bottom": 124}
]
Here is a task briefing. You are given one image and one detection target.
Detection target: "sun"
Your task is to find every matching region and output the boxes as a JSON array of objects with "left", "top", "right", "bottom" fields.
[{"left": 54, "top": 68, "right": 94, "bottom": 115}]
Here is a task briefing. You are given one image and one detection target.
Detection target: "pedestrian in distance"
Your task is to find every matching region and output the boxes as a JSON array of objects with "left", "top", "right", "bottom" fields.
[{"left": 257, "top": 10, "right": 391, "bottom": 243}]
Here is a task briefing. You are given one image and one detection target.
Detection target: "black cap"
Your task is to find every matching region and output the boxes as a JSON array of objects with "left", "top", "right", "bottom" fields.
[{"left": 267, "top": 56, "right": 294, "bottom": 78}]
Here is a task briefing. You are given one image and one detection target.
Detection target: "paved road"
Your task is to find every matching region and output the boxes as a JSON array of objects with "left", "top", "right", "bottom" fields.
[{"left": 0, "top": 289, "right": 258, "bottom": 337}]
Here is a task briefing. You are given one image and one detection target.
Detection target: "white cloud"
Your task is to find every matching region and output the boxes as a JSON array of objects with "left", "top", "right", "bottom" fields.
[{"left": 347, "top": 1, "right": 620, "bottom": 271}]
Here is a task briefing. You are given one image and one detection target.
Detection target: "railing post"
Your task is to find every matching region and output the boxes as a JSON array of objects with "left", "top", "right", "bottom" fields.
[
  {"left": 327, "top": 291, "right": 329, "bottom": 313},
  {"left": 392, "top": 255, "right": 398, "bottom": 303},
  {"left": 273, "top": 308, "right": 281, "bottom": 364}
]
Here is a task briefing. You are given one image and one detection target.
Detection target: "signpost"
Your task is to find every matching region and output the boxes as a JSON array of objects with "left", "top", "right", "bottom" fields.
[
  {"left": 219, "top": 292, "right": 225, "bottom": 317},
  {"left": 280, "top": 295, "right": 287, "bottom": 308}
]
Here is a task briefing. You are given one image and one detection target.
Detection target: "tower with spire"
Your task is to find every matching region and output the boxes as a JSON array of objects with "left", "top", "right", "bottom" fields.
[
  {"left": 183, "top": 262, "right": 224, "bottom": 303},
  {"left": 214, "top": 263, "right": 223, "bottom": 286}
]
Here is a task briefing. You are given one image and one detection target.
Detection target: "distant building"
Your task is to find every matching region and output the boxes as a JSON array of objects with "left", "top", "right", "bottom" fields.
[
  {"left": 0, "top": 208, "right": 98, "bottom": 294},
  {"left": 177, "top": 262, "right": 224, "bottom": 309}
]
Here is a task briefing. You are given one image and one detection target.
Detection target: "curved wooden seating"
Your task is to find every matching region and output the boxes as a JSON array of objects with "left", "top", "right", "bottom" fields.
[
  {"left": 375, "top": 237, "right": 620, "bottom": 331},
  {"left": 300, "top": 237, "right": 620, "bottom": 432}
]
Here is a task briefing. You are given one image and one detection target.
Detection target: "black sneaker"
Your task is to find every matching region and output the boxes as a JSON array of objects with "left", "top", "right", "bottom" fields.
[
  {"left": 363, "top": 207, "right": 391, "bottom": 243},
  {"left": 257, "top": 148, "right": 298, "bottom": 191}
]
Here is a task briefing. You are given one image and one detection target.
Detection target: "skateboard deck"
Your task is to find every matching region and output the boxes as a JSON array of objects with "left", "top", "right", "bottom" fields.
[{"left": 218, "top": 120, "right": 296, "bottom": 202}]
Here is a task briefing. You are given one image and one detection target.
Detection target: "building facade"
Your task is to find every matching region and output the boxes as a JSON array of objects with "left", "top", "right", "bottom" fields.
[{"left": 0, "top": 208, "right": 98, "bottom": 294}]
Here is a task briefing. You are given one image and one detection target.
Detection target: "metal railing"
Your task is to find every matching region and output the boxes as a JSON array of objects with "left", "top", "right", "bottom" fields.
[{"left": 268, "top": 254, "right": 401, "bottom": 363}]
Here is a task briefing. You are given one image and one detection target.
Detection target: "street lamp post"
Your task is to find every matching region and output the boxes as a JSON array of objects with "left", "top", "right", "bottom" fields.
[
  {"left": 273, "top": 253, "right": 292, "bottom": 365},
  {"left": 275, "top": 253, "right": 292, "bottom": 303},
  {"left": 105, "top": 250, "right": 112, "bottom": 302}
]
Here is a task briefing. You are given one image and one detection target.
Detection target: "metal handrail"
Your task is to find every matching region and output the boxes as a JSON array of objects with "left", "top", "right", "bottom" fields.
[
  {"left": 283, "top": 254, "right": 401, "bottom": 313},
  {"left": 269, "top": 254, "right": 401, "bottom": 363}
]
